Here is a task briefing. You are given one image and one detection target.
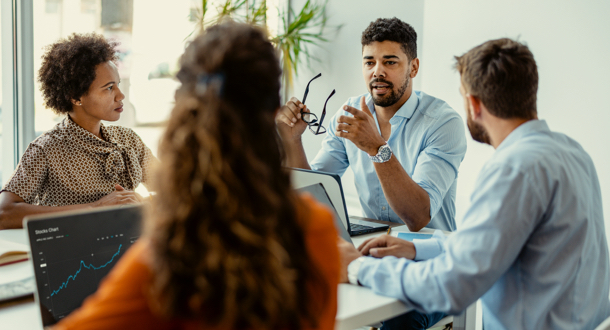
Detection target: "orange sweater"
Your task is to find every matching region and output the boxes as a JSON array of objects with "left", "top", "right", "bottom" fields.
[{"left": 54, "top": 195, "right": 339, "bottom": 330}]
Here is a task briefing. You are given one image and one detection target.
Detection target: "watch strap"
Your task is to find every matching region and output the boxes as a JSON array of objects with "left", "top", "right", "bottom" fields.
[
  {"left": 347, "top": 256, "right": 366, "bottom": 285},
  {"left": 369, "top": 142, "right": 392, "bottom": 163}
]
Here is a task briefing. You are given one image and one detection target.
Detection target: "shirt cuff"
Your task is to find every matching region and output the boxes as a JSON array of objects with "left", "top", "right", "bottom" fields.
[
  {"left": 413, "top": 237, "right": 443, "bottom": 260},
  {"left": 347, "top": 256, "right": 366, "bottom": 285}
]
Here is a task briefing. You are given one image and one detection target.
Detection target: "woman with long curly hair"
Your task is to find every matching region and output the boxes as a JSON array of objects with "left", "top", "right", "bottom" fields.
[
  {"left": 0, "top": 33, "right": 153, "bottom": 229},
  {"left": 53, "top": 22, "right": 339, "bottom": 330}
]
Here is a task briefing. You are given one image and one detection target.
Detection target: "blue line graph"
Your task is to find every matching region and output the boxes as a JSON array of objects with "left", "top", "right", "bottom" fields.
[{"left": 50, "top": 244, "right": 122, "bottom": 297}]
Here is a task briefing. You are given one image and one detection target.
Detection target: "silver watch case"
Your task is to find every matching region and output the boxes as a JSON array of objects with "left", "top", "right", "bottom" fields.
[{"left": 369, "top": 143, "right": 392, "bottom": 163}]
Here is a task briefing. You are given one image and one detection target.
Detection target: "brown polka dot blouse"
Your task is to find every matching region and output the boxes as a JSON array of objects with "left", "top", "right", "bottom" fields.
[{"left": 2, "top": 116, "right": 156, "bottom": 206}]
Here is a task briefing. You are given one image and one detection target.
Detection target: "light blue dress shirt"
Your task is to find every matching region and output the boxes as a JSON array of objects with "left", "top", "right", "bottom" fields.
[
  {"left": 310, "top": 90, "right": 467, "bottom": 231},
  {"left": 357, "top": 120, "right": 610, "bottom": 329}
]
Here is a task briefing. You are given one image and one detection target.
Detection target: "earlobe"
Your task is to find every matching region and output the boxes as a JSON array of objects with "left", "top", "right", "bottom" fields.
[{"left": 71, "top": 99, "right": 82, "bottom": 106}]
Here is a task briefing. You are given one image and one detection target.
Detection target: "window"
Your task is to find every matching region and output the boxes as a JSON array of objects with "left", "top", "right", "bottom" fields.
[
  {"left": 0, "top": 2, "right": 3, "bottom": 182},
  {"left": 33, "top": 0, "right": 194, "bottom": 156},
  {"left": 32, "top": 0, "right": 283, "bottom": 160},
  {"left": 5, "top": 0, "right": 283, "bottom": 188}
]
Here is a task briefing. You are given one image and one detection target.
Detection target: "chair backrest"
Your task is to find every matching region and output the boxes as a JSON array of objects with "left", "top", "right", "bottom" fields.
[{"left": 595, "top": 316, "right": 610, "bottom": 330}]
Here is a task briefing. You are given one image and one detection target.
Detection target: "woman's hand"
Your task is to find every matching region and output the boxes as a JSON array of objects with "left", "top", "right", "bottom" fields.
[{"left": 92, "top": 184, "right": 143, "bottom": 207}]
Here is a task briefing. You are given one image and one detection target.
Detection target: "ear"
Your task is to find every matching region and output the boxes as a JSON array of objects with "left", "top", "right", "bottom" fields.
[
  {"left": 466, "top": 94, "right": 483, "bottom": 119},
  {"left": 71, "top": 99, "right": 82, "bottom": 106},
  {"left": 409, "top": 58, "right": 420, "bottom": 78}
]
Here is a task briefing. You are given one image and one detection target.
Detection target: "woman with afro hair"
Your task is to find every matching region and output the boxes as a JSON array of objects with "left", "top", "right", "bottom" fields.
[{"left": 0, "top": 33, "right": 156, "bottom": 229}]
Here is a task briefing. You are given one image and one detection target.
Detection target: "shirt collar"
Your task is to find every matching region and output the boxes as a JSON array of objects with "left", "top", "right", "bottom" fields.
[
  {"left": 64, "top": 115, "right": 114, "bottom": 144},
  {"left": 496, "top": 119, "right": 550, "bottom": 151},
  {"left": 368, "top": 89, "right": 419, "bottom": 120}
]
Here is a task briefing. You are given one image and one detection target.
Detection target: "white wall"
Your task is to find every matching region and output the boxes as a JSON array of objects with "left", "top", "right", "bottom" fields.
[
  {"left": 420, "top": 0, "right": 610, "bottom": 241},
  {"left": 290, "top": 0, "right": 425, "bottom": 215},
  {"left": 296, "top": 0, "right": 610, "bottom": 232}
]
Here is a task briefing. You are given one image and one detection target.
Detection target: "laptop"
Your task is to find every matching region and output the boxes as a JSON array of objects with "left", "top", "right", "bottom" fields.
[
  {"left": 296, "top": 183, "right": 353, "bottom": 244},
  {"left": 23, "top": 205, "right": 143, "bottom": 326},
  {"left": 290, "top": 168, "right": 388, "bottom": 236}
]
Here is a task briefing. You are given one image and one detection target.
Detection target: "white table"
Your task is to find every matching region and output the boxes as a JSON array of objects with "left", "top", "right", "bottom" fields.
[
  {"left": 0, "top": 227, "right": 475, "bottom": 330},
  {"left": 0, "top": 229, "right": 43, "bottom": 329},
  {"left": 338, "top": 225, "right": 476, "bottom": 330},
  {"left": 335, "top": 227, "right": 416, "bottom": 330}
]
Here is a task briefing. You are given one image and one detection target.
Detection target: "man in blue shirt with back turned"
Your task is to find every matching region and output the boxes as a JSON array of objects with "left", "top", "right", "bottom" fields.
[
  {"left": 339, "top": 38, "right": 610, "bottom": 329},
  {"left": 276, "top": 18, "right": 466, "bottom": 330}
]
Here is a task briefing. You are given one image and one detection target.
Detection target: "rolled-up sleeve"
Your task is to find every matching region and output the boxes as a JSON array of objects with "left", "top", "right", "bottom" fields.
[
  {"left": 413, "top": 230, "right": 446, "bottom": 261},
  {"left": 310, "top": 109, "right": 350, "bottom": 176},
  {"left": 411, "top": 116, "right": 466, "bottom": 219}
]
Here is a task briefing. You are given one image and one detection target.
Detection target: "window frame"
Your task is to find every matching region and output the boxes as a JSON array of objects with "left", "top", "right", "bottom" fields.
[{"left": 2, "top": 0, "right": 36, "bottom": 185}]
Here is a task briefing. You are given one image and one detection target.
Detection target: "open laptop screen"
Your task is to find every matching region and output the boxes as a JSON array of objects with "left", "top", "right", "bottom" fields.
[
  {"left": 24, "top": 205, "right": 142, "bottom": 326},
  {"left": 297, "top": 183, "right": 353, "bottom": 244}
]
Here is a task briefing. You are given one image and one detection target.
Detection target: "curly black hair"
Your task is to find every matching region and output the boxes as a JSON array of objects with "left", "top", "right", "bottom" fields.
[
  {"left": 38, "top": 33, "right": 119, "bottom": 114},
  {"left": 361, "top": 17, "right": 417, "bottom": 60}
]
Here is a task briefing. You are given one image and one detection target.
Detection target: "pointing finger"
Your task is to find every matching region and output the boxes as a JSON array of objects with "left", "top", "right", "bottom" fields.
[
  {"left": 342, "top": 105, "right": 364, "bottom": 118},
  {"left": 360, "top": 96, "right": 373, "bottom": 118}
]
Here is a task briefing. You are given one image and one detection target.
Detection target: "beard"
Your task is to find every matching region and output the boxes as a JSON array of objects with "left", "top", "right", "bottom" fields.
[
  {"left": 466, "top": 112, "right": 491, "bottom": 145},
  {"left": 369, "top": 73, "right": 410, "bottom": 107}
]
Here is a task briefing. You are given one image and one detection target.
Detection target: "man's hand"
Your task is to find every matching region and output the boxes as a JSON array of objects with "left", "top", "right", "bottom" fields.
[
  {"left": 92, "top": 184, "right": 143, "bottom": 207},
  {"left": 275, "top": 97, "right": 310, "bottom": 142},
  {"left": 338, "top": 238, "right": 362, "bottom": 283},
  {"left": 358, "top": 234, "right": 416, "bottom": 260},
  {"left": 335, "top": 96, "right": 386, "bottom": 155}
]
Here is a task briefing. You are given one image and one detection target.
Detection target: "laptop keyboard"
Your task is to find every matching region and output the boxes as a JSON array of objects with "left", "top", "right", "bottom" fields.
[{"left": 350, "top": 223, "right": 372, "bottom": 231}]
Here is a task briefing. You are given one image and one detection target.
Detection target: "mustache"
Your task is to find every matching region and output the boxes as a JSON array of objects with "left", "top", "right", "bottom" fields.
[{"left": 369, "top": 78, "right": 394, "bottom": 90}]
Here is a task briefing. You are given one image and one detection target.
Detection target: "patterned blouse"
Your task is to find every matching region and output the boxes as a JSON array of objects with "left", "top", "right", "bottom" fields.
[{"left": 2, "top": 116, "right": 156, "bottom": 206}]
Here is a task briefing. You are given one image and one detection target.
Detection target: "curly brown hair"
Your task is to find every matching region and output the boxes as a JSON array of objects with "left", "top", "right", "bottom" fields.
[
  {"left": 146, "top": 22, "right": 327, "bottom": 330},
  {"left": 361, "top": 17, "right": 417, "bottom": 60},
  {"left": 38, "top": 33, "right": 118, "bottom": 114}
]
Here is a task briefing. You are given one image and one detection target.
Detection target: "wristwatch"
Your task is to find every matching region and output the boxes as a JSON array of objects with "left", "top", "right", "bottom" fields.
[
  {"left": 369, "top": 142, "right": 392, "bottom": 163},
  {"left": 347, "top": 256, "right": 366, "bottom": 285}
]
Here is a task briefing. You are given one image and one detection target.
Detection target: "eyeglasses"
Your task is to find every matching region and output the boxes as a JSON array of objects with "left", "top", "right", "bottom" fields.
[{"left": 301, "top": 73, "right": 335, "bottom": 135}]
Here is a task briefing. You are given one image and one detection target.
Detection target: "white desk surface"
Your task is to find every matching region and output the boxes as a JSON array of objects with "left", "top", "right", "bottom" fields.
[{"left": 0, "top": 227, "right": 444, "bottom": 330}]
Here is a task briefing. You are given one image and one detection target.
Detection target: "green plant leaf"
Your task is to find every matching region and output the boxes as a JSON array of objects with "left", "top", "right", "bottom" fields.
[{"left": 186, "top": 0, "right": 337, "bottom": 100}]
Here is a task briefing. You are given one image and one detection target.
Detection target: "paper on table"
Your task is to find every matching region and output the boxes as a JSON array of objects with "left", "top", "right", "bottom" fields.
[
  {"left": 0, "top": 240, "right": 29, "bottom": 266},
  {"left": 396, "top": 232, "right": 432, "bottom": 242}
]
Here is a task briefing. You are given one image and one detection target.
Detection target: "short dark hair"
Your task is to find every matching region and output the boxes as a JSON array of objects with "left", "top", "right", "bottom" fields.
[
  {"left": 361, "top": 17, "right": 417, "bottom": 60},
  {"left": 455, "top": 38, "right": 538, "bottom": 120},
  {"left": 38, "top": 33, "right": 118, "bottom": 114}
]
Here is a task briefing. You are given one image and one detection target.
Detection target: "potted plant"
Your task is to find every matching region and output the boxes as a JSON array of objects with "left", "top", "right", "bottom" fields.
[{"left": 190, "top": 0, "right": 334, "bottom": 101}]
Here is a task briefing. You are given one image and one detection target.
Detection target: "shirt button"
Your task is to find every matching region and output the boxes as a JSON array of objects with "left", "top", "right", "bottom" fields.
[{"left": 382, "top": 206, "right": 386, "bottom": 211}]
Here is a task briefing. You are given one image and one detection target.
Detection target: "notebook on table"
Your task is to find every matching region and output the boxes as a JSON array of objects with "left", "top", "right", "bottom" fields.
[
  {"left": 396, "top": 232, "right": 433, "bottom": 241},
  {"left": 23, "top": 205, "right": 143, "bottom": 326},
  {"left": 290, "top": 168, "right": 389, "bottom": 236}
]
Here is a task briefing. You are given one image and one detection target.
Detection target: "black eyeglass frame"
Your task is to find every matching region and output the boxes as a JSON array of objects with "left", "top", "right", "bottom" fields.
[{"left": 300, "top": 73, "right": 335, "bottom": 135}]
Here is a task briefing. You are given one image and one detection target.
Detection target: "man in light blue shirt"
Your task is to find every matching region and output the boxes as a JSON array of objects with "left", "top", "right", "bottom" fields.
[
  {"left": 276, "top": 17, "right": 466, "bottom": 233},
  {"left": 340, "top": 38, "right": 610, "bottom": 329},
  {"left": 276, "top": 17, "right": 466, "bottom": 329},
  {"left": 309, "top": 89, "right": 465, "bottom": 232}
]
